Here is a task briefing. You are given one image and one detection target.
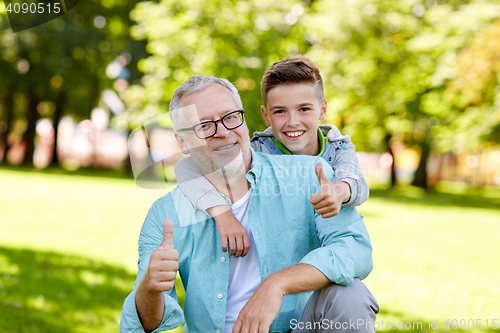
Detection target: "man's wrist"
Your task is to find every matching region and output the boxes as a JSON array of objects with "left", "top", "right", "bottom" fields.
[{"left": 263, "top": 272, "right": 288, "bottom": 296}]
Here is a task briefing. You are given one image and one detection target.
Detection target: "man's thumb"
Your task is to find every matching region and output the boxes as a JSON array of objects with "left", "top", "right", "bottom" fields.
[
  {"left": 159, "top": 218, "right": 174, "bottom": 249},
  {"left": 315, "top": 162, "right": 329, "bottom": 186}
]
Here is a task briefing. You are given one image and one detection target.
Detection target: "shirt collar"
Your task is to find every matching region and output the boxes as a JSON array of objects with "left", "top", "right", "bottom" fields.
[{"left": 246, "top": 147, "right": 262, "bottom": 184}]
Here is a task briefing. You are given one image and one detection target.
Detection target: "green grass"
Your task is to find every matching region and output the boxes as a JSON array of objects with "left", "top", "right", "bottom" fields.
[
  {"left": 1, "top": 168, "right": 499, "bottom": 332},
  {"left": 359, "top": 186, "right": 500, "bottom": 332}
]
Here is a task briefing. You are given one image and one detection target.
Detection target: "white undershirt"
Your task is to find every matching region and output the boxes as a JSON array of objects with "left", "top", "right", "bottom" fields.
[{"left": 225, "top": 188, "right": 261, "bottom": 333}]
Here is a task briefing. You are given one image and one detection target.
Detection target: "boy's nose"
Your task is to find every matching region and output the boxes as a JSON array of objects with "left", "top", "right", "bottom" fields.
[{"left": 287, "top": 113, "right": 300, "bottom": 127}]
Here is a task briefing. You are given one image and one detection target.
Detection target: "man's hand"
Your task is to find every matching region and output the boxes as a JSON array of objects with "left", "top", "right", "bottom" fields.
[
  {"left": 209, "top": 206, "right": 250, "bottom": 258},
  {"left": 146, "top": 218, "right": 179, "bottom": 293},
  {"left": 136, "top": 219, "right": 179, "bottom": 332},
  {"left": 232, "top": 277, "right": 284, "bottom": 333},
  {"left": 310, "top": 163, "right": 351, "bottom": 218}
]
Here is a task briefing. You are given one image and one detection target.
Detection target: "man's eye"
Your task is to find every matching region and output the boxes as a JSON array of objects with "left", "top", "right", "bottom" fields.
[
  {"left": 200, "top": 123, "right": 212, "bottom": 130},
  {"left": 225, "top": 114, "right": 237, "bottom": 120}
]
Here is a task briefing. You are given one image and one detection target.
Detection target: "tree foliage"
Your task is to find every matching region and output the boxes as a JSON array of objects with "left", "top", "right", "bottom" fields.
[
  {"left": 303, "top": 0, "right": 500, "bottom": 187},
  {"left": 0, "top": 0, "right": 146, "bottom": 165},
  {"left": 121, "top": 0, "right": 309, "bottom": 134}
]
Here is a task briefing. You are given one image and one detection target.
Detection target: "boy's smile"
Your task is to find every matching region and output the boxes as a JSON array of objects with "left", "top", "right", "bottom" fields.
[{"left": 261, "top": 82, "right": 327, "bottom": 156}]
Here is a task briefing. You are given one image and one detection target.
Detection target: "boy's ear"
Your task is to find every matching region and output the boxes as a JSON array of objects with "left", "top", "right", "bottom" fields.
[
  {"left": 261, "top": 105, "right": 272, "bottom": 127},
  {"left": 319, "top": 99, "right": 327, "bottom": 121},
  {"left": 175, "top": 132, "right": 190, "bottom": 155}
]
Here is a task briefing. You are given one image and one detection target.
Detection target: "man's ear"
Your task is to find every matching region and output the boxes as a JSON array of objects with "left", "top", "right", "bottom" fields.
[
  {"left": 175, "top": 132, "right": 190, "bottom": 155},
  {"left": 319, "top": 99, "right": 327, "bottom": 121},
  {"left": 261, "top": 105, "right": 272, "bottom": 127}
]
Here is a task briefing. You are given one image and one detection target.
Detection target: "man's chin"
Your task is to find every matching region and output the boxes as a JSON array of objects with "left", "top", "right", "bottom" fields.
[
  {"left": 212, "top": 151, "right": 246, "bottom": 176},
  {"left": 191, "top": 147, "right": 246, "bottom": 177}
]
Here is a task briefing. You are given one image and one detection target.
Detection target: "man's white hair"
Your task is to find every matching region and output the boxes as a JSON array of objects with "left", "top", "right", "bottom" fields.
[{"left": 169, "top": 75, "right": 243, "bottom": 130}]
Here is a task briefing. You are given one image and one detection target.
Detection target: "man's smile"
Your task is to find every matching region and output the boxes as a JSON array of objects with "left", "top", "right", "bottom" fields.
[{"left": 212, "top": 143, "right": 237, "bottom": 151}]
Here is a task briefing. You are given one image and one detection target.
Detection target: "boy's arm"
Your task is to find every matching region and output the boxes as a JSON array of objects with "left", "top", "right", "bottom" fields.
[
  {"left": 332, "top": 140, "right": 369, "bottom": 207},
  {"left": 322, "top": 125, "right": 368, "bottom": 207},
  {"left": 174, "top": 157, "right": 250, "bottom": 257},
  {"left": 174, "top": 157, "right": 228, "bottom": 212}
]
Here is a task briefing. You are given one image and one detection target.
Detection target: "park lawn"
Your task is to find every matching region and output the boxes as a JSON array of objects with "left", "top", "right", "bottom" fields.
[{"left": 0, "top": 168, "right": 499, "bottom": 333}]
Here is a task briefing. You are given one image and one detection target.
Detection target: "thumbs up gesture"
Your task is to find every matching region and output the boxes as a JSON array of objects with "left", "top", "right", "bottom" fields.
[
  {"left": 146, "top": 219, "right": 179, "bottom": 293},
  {"left": 309, "top": 163, "right": 351, "bottom": 218}
]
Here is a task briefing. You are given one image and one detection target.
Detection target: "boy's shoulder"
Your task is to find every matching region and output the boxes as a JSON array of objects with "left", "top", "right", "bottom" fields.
[
  {"left": 319, "top": 124, "right": 351, "bottom": 143},
  {"left": 251, "top": 127, "right": 274, "bottom": 143}
]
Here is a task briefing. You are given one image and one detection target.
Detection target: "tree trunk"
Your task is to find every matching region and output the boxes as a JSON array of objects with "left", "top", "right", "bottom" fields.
[
  {"left": 1, "top": 87, "right": 14, "bottom": 164},
  {"left": 412, "top": 137, "right": 431, "bottom": 190},
  {"left": 124, "top": 127, "right": 133, "bottom": 175},
  {"left": 50, "top": 93, "right": 64, "bottom": 166},
  {"left": 385, "top": 133, "right": 397, "bottom": 187},
  {"left": 22, "top": 92, "right": 40, "bottom": 167}
]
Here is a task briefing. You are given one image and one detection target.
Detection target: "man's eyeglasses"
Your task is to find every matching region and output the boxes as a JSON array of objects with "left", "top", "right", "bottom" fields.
[{"left": 177, "top": 109, "right": 245, "bottom": 139}]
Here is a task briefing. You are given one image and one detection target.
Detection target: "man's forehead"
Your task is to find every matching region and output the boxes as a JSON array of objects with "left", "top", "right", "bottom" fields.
[{"left": 181, "top": 85, "right": 239, "bottom": 121}]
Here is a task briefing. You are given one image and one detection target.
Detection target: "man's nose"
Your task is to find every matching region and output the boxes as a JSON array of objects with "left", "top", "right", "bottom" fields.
[{"left": 213, "top": 122, "right": 230, "bottom": 137}]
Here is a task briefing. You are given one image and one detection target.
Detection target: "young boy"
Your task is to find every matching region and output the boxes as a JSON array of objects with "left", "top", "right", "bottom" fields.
[{"left": 174, "top": 55, "right": 368, "bottom": 257}]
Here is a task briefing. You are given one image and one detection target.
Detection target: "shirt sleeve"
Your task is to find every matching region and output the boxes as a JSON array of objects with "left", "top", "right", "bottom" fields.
[
  {"left": 120, "top": 203, "right": 185, "bottom": 333},
  {"left": 300, "top": 160, "right": 373, "bottom": 286},
  {"left": 329, "top": 135, "right": 370, "bottom": 207},
  {"left": 174, "top": 157, "right": 228, "bottom": 212}
]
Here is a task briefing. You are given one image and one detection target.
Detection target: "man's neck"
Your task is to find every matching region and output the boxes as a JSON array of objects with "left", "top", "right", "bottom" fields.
[{"left": 204, "top": 155, "right": 252, "bottom": 203}]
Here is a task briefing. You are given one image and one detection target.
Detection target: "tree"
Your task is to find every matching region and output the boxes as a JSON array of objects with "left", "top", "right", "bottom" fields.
[
  {"left": 441, "top": 19, "right": 500, "bottom": 151},
  {"left": 121, "top": 0, "right": 311, "bottom": 136},
  {"left": 0, "top": 0, "right": 147, "bottom": 166},
  {"left": 304, "top": 0, "right": 500, "bottom": 188}
]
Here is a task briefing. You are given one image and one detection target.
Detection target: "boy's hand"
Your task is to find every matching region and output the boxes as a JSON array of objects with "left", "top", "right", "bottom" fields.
[
  {"left": 310, "top": 163, "right": 351, "bottom": 218},
  {"left": 208, "top": 206, "right": 250, "bottom": 258}
]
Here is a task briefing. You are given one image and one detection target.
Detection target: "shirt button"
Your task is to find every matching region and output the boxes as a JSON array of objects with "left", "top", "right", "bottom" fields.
[
  {"left": 220, "top": 257, "right": 226, "bottom": 262},
  {"left": 217, "top": 293, "right": 223, "bottom": 299}
]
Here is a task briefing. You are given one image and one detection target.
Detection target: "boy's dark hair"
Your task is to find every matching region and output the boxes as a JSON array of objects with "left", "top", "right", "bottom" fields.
[{"left": 261, "top": 55, "right": 324, "bottom": 104}]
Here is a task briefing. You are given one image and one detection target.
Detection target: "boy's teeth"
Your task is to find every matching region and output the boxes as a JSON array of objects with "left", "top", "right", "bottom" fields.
[{"left": 285, "top": 131, "right": 304, "bottom": 137}]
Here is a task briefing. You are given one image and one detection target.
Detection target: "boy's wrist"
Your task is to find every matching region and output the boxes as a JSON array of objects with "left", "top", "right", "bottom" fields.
[
  {"left": 338, "top": 181, "right": 351, "bottom": 203},
  {"left": 207, "top": 205, "right": 231, "bottom": 219}
]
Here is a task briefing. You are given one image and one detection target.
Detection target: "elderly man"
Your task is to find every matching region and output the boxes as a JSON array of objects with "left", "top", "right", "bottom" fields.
[{"left": 120, "top": 75, "right": 378, "bottom": 333}]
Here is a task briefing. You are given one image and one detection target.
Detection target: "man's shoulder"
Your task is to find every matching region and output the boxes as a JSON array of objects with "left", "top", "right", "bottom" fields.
[
  {"left": 150, "top": 188, "right": 176, "bottom": 209},
  {"left": 147, "top": 187, "right": 185, "bottom": 222}
]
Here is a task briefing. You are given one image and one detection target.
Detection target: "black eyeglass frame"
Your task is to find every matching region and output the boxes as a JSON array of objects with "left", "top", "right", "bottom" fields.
[{"left": 177, "top": 109, "right": 245, "bottom": 139}]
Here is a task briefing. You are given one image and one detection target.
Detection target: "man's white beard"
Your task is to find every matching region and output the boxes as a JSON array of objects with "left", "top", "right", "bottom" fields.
[{"left": 212, "top": 150, "right": 246, "bottom": 179}]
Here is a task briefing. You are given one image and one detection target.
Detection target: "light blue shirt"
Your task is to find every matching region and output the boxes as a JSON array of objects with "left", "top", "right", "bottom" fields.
[{"left": 120, "top": 149, "right": 373, "bottom": 333}]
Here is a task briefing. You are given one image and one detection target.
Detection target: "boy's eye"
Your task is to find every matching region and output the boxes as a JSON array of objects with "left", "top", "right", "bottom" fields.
[
  {"left": 273, "top": 110, "right": 284, "bottom": 114},
  {"left": 300, "top": 107, "right": 311, "bottom": 112}
]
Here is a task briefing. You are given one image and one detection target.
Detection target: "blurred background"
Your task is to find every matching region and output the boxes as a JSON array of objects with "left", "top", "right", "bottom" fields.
[{"left": 0, "top": 0, "right": 499, "bottom": 332}]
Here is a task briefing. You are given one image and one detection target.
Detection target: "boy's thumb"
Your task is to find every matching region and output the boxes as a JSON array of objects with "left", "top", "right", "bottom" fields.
[{"left": 315, "top": 162, "right": 329, "bottom": 186}]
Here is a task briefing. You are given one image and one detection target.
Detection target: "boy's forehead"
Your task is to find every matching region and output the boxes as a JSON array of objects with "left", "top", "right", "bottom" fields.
[{"left": 266, "top": 82, "right": 320, "bottom": 106}]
